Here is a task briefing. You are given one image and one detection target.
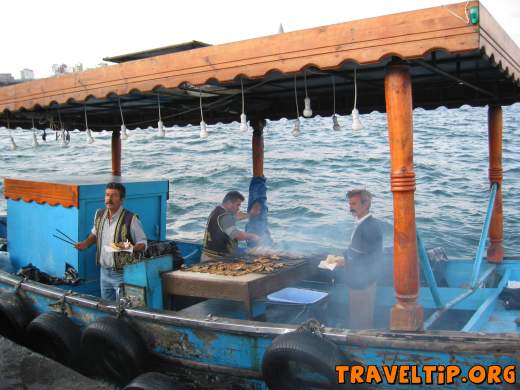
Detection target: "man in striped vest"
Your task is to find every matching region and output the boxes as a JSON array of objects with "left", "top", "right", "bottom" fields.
[
  {"left": 202, "top": 191, "right": 260, "bottom": 261},
  {"left": 75, "top": 182, "right": 147, "bottom": 300}
]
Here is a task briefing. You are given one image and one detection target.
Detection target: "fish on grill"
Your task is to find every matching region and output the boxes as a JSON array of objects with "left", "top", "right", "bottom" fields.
[{"left": 181, "top": 257, "right": 285, "bottom": 276}]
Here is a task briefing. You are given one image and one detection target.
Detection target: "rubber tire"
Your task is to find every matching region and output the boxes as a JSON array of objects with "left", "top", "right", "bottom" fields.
[
  {"left": 26, "top": 311, "right": 81, "bottom": 369},
  {"left": 81, "top": 316, "right": 148, "bottom": 385},
  {"left": 0, "top": 292, "right": 33, "bottom": 343},
  {"left": 123, "top": 372, "right": 180, "bottom": 390},
  {"left": 262, "top": 330, "right": 359, "bottom": 390}
]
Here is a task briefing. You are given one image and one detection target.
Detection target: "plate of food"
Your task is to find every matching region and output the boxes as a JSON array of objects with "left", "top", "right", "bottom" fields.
[
  {"left": 105, "top": 241, "right": 133, "bottom": 253},
  {"left": 318, "top": 255, "right": 345, "bottom": 271}
]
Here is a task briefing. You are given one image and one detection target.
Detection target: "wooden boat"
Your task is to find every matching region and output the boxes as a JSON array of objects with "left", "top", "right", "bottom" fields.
[{"left": 1, "top": 2, "right": 520, "bottom": 388}]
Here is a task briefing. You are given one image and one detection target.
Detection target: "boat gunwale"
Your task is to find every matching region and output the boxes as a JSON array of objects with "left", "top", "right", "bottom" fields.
[{"left": 2, "top": 269, "right": 520, "bottom": 354}]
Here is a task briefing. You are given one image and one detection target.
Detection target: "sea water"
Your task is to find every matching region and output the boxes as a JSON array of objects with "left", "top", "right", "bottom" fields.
[{"left": 1, "top": 104, "right": 519, "bottom": 258}]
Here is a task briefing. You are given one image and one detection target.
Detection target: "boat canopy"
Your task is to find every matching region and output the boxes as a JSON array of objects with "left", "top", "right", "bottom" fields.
[{"left": 0, "top": 1, "right": 519, "bottom": 131}]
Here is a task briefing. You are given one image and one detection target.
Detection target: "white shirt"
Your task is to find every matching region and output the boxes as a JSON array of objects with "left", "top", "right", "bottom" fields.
[
  {"left": 91, "top": 207, "right": 147, "bottom": 268},
  {"left": 350, "top": 213, "right": 372, "bottom": 242}
]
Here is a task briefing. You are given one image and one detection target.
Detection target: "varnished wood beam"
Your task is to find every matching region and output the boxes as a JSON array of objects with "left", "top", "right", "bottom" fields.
[{"left": 385, "top": 62, "right": 424, "bottom": 331}]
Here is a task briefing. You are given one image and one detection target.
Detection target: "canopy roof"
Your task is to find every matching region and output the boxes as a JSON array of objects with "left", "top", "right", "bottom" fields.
[{"left": 1, "top": 1, "right": 519, "bottom": 131}]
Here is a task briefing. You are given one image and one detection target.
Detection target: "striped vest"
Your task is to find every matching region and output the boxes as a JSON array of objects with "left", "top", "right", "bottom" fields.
[
  {"left": 202, "top": 206, "right": 237, "bottom": 259},
  {"left": 94, "top": 208, "right": 139, "bottom": 271}
]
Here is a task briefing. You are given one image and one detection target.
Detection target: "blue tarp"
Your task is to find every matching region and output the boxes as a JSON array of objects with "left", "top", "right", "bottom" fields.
[{"left": 246, "top": 176, "right": 272, "bottom": 247}]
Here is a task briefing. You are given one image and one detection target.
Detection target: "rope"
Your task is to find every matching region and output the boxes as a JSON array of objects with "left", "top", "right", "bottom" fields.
[
  {"left": 294, "top": 75, "right": 300, "bottom": 117},
  {"left": 84, "top": 105, "right": 89, "bottom": 130},
  {"left": 332, "top": 76, "right": 336, "bottom": 114},
  {"left": 304, "top": 71, "right": 309, "bottom": 98},
  {"left": 157, "top": 93, "right": 162, "bottom": 122},
  {"left": 240, "top": 78, "right": 245, "bottom": 114},
  {"left": 57, "top": 108, "right": 64, "bottom": 130},
  {"left": 118, "top": 97, "right": 126, "bottom": 126},
  {"left": 353, "top": 68, "right": 358, "bottom": 109},
  {"left": 445, "top": 0, "right": 470, "bottom": 24},
  {"left": 199, "top": 89, "right": 204, "bottom": 121}
]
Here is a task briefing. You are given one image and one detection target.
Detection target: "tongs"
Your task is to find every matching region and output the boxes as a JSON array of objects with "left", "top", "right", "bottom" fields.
[{"left": 52, "top": 228, "right": 77, "bottom": 247}]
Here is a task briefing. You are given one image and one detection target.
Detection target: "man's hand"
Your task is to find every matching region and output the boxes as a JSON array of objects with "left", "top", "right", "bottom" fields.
[
  {"left": 74, "top": 234, "right": 96, "bottom": 251},
  {"left": 247, "top": 233, "right": 261, "bottom": 241},
  {"left": 75, "top": 241, "right": 89, "bottom": 251},
  {"left": 236, "top": 211, "right": 249, "bottom": 220}
]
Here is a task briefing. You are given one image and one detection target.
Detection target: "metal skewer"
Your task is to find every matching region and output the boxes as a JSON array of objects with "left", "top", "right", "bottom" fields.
[
  {"left": 55, "top": 228, "right": 76, "bottom": 243},
  {"left": 52, "top": 234, "right": 76, "bottom": 246}
]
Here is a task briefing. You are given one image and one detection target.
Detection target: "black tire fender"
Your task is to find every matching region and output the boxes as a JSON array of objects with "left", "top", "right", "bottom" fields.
[
  {"left": 262, "top": 330, "right": 361, "bottom": 390},
  {"left": 0, "top": 292, "right": 33, "bottom": 343},
  {"left": 81, "top": 316, "right": 148, "bottom": 385},
  {"left": 26, "top": 311, "right": 81, "bottom": 369},
  {"left": 123, "top": 372, "right": 181, "bottom": 390}
]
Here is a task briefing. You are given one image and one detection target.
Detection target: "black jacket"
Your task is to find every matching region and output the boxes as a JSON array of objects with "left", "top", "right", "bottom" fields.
[{"left": 343, "top": 215, "right": 383, "bottom": 289}]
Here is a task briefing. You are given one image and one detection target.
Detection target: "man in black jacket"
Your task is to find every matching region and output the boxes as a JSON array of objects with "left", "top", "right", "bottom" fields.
[{"left": 343, "top": 189, "right": 383, "bottom": 329}]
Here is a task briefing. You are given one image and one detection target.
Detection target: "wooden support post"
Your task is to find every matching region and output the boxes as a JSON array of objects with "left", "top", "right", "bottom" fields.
[
  {"left": 251, "top": 118, "right": 265, "bottom": 177},
  {"left": 487, "top": 105, "right": 504, "bottom": 262},
  {"left": 385, "top": 63, "right": 424, "bottom": 331},
  {"left": 111, "top": 130, "right": 122, "bottom": 176}
]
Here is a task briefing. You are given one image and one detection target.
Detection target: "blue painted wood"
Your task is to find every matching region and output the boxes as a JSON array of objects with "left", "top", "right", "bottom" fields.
[
  {"left": 123, "top": 255, "right": 173, "bottom": 309},
  {"left": 471, "top": 183, "right": 497, "bottom": 287},
  {"left": 417, "top": 232, "right": 442, "bottom": 307},
  {"left": 462, "top": 269, "right": 510, "bottom": 331},
  {"left": 176, "top": 241, "right": 202, "bottom": 265},
  {"left": 6, "top": 176, "right": 169, "bottom": 280},
  {"left": 7, "top": 200, "right": 79, "bottom": 276}
]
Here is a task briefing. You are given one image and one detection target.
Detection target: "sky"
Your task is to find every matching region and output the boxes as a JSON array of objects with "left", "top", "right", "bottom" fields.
[{"left": 1, "top": 0, "right": 519, "bottom": 79}]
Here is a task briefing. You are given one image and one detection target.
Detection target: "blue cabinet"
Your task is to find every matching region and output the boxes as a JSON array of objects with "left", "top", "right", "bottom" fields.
[{"left": 5, "top": 176, "right": 169, "bottom": 280}]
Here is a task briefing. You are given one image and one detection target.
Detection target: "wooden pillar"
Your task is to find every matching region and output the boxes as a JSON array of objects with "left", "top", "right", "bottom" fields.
[
  {"left": 385, "top": 63, "right": 424, "bottom": 331},
  {"left": 111, "top": 130, "right": 122, "bottom": 176},
  {"left": 487, "top": 105, "right": 504, "bottom": 262},
  {"left": 251, "top": 118, "right": 266, "bottom": 177}
]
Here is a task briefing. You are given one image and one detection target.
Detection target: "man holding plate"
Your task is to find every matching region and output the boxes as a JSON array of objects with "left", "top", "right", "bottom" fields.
[{"left": 75, "top": 182, "right": 147, "bottom": 300}]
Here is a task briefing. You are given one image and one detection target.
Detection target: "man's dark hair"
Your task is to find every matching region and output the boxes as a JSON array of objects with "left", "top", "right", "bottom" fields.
[
  {"left": 106, "top": 182, "right": 126, "bottom": 199},
  {"left": 222, "top": 191, "right": 245, "bottom": 204}
]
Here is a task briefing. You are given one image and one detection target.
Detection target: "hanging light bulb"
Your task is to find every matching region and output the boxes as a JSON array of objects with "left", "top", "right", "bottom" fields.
[
  {"left": 292, "top": 118, "right": 301, "bottom": 137},
  {"left": 84, "top": 105, "right": 94, "bottom": 143},
  {"left": 200, "top": 120, "right": 208, "bottom": 139},
  {"left": 199, "top": 89, "right": 208, "bottom": 139},
  {"left": 157, "top": 94, "right": 165, "bottom": 137},
  {"left": 303, "top": 72, "right": 313, "bottom": 118},
  {"left": 331, "top": 76, "right": 341, "bottom": 131},
  {"left": 292, "top": 75, "right": 301, "bottom": 137},
  {"left": 31, "top": 130, "right": 39, "bottom": 147},
  {"left": 118, "top": 98, "right": 129, "bottom": 140},
  {"left": 120, "top": 124, "right": 128, "bottom": 140},
  {"left": 351, "top": 68, "right": 364, "bottom": 131},
  {"left": 31, "top": 119, "right": 39, "bottom": 147},
  {"left": 60, "top": 129, "right": 68, "bottom": 147},
  {"left": 239, "top": 79, "right": 248, "bottom": 132},
  {"left": 86, "top": 128, "right": 95, "bottom": 143},
  {"left": 240, "top": 113, "right": 248, "bottom": 132},
  {"left": 332, "top": 115, "right": 341, "bottom": 131},
  {"left": 9, "top": 132, "right": 17, "bottom": 150},
  {"left": 158, "top": 120, "right": 165, "bottom": 137},
  {"left": 351, "top": 108, "right": 364, "bottom": 131}
]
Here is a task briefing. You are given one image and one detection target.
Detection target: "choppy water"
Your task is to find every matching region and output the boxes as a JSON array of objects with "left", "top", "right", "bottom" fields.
[{"left": 1, "top": 104, "right": 519, "bottom": 258}]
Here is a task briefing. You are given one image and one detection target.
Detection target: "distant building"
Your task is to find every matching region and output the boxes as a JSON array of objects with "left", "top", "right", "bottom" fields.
[
  {"left": 52, "top": 63, "right": 69, "bottom": 75},
  {"left": 72, "top": 63, "right": 83, "bottom": 73},
  {"left": 0, "top": 73, "right": 15, "bottom": 85},
  {"left": 20, "top": 68, "right": 34, "bottom": 80},
  {"left": 97, "top": 62, "right": 109, "bottom": 68}
]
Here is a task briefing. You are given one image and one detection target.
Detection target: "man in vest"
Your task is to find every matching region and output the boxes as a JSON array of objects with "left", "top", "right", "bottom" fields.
[
  {"left": 343, "top": 189, "right": 383, "bottom": 329},
  {"left": 75, "top": 182, "right": 147, "bottom": 300},
  {"left": 202, "top": 191, "right": 260, "bottom": 261}
]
